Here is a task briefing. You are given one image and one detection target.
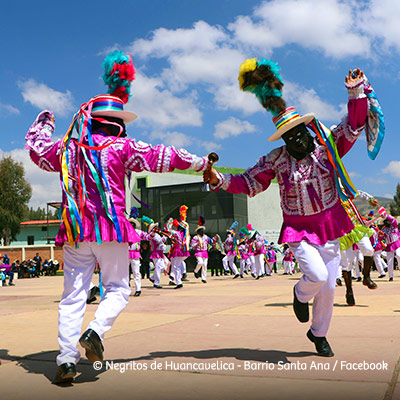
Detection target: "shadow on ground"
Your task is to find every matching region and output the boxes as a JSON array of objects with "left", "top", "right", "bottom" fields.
[{"left": 0, "top": 347, "right": 315, "bottom": 384}]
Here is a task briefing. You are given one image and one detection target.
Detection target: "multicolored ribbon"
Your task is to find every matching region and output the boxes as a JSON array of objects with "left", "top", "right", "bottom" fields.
[
  {"left": 60, "top": 99, "right": 125, "bottom": 246},
  {"left": 307, "top": 118, "right": 358, "bottom": 202}
]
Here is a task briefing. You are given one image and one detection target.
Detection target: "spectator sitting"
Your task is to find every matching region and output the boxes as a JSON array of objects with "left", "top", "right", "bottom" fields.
[
  {"left": 3, "top": 254, "right": 10, "bottom": 265},
  {"left": 42, "top": 259, "right": 49, "bottom": 275},
  {"left": 0, "top": 265, "right": 15, "bottom": 286}
]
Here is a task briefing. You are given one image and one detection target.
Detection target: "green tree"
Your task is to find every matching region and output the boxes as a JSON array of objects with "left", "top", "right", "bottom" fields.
[
  {"left": 389, "top": 183, "right": 400, "bottom": 216},
  {"left": 0, "top": 156, "right": 32, "bottom": 245},
  {"left": 23, "top": 206, "right": 58, "bottom": 221}
]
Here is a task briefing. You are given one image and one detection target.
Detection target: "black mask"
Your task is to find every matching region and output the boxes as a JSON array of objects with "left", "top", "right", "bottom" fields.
[
  {"left": 282, "top": 123, "right": 315, "bottom": 160},
  {"left": 91, "top": 116, "right": 127, "bottom": 137},
  {"left": 383, "top": 219, "right": 391, "bottom": 228}
]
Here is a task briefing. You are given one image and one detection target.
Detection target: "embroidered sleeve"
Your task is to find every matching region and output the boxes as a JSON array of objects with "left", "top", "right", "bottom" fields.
[
  {"left": 123, "top": 139, "right": 207, "bottom": 173},
  {"left": 25, "top": 110, "right": 62, "bottom": 172},
  {"left": 210, "top": 150, "right": 277, "bottom": 197},
  {"left": 330, "top": 78, "right": 369, "bottom": 157},
  {"left": 190, "top": 235, "right": 198, "bottom": 249}
]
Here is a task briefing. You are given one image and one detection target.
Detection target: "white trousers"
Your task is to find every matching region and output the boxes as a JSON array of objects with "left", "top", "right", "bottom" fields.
[
  {"left": 239, "top": 258, "right": 251, "bottom": 275},
  {"left": 151, "top": 258, "right": 166, "bottom": 286},
  {"left": 386, "top": 247, "right": 400, "bottom": 279},
  {"left": 254, "top": 254, "right": 265, "bottom": 277},
  {"left": 171, "top": 256, "right": 186, "bottom": 285},
  {"left": 222, "top": 254, "right": 238, "bottom": 275},
  {"left": 57, "top": 241, "right": 130, "bottom": 366},
  {"left": 194, "top": 257, "right": 208, "bottom": 281},
  {"left": 248, "top": 255, "right": 256, "bottom": 275},
  {"left": 373, "top": 250, "right": 387, "bottom": 275},
  {"left": 291, "top": 240, "right": 340, "bottom": 337},
  {"left": 283, "top": 261, "right": 293, "bottom": 274},
  {"left": 130, "top": 258, "right": 141, "bottom": 291}
]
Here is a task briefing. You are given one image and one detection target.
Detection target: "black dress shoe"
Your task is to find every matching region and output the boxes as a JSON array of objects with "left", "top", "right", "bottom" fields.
[
  {"left": 169, "top": 280, "right": 176, "bottom": 286},
  {"left": 174, "top": 284, "right": 183, "bottom": 289},
  {"left": 378, "top": 274, "right": 386, "bottom": 278},
  {"left": 306, "top": 329, "right": 334, "bottom": 357},
  {"left": 336, "top": 278, "right": 342, "bottom": 287},
  {"left": 53, "top": 362, "right": 77, "bottom": 384},
  {"left": 346, "top": 292, "right": 355, "bottom": 306},
  {"left": 153, "top": 284, "right": 162, "bottom": 289},
  {"left": 79, "top": 329, "right": 104, "bottom": 362},
  {"left": 293, "top": 286, "right": 309, "bottom": 323},
  {"left": 356, "top": 277, "right": 362, "bottom": 282},
  {"left": 363, "top": 277, "right": 377, "bottom": 289},
  {"left": 389, "top": 277, "right": 393, "bottom": 281},
  {"left": 133, "top": 291, "right": 141, "bottom": 297},
  {"left": 233, "top": 274, "right": 240, "bottom": 279},
  {"left": 201, "top": 279, "right": 207, "bottom": 283}
]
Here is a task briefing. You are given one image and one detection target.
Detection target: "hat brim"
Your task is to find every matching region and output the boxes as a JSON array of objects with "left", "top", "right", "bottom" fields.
[
  {"left": 92, "top": 110, "right": 138, "bottom": 123},
  {"left": 196, "top": 226, "right": 206, "bottom": 232},
  {"left": 248, "top": 230, "right": 257, "bottom": 240},
  {"left": 129, "top": 218, "right": 141, "bottom": 229},
  {"left": 148, "top": 222, "right": 159, "bottom": 232},
  {"left": 268, "top": 113, "right": 315, "bottom": 142}
]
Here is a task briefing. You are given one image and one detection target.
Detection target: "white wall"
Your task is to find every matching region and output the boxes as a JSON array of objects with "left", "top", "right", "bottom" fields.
[{"left": 247, "top": 182, "right": 283, "bottom": 243}]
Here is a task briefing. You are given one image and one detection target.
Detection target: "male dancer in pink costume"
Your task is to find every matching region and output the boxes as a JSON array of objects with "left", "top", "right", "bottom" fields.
[
  {"left": 379, "top": 208, "right": 400, "bottom": 281},
  {"left": 26, "top": 51, "right": 208, "bottom": 383},
  {"left": 204, "top": 58, "right": 376, "bottom": 356}
]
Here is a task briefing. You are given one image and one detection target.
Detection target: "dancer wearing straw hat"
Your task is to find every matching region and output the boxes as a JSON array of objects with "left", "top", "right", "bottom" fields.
[{"left": 204, "top": 58, "right": 383, "bottom": 357}]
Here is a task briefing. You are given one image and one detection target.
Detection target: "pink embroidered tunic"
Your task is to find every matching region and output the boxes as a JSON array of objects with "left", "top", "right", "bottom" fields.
[
  {"left": 238, "top": 243, "right": 249, "bottom": 259},
  {"left": 128, "top": 230, "right": 146, "bottom": 259},
  {"left": 224, "top": 236, "right": 237, "bottom": 256},
  {"left": 169, "top": 230, "right": 186, "bottom": 258},
  {"left": 381, "top": 215, "right": 400, "bottom": 252},
  {"left": 190, "top": 235, "right": 211, "bottom": 258},
  {"left": 145, "top": 232, "right": 167, "bottom": 259},
  {"left": 212, "top": 96, "right": 368, "bottom": 245},
  {"left": 268, "top": 249, "right": 277, "bottom": 263},
  {"left": 283, "top": 248, "right": 294, "bottom": 262},
  {"left": 25, "top": 111, "right": 207, "bottom": 247},
  {"left": 254, "top": 233, "right": 267, "bottom": 255}
]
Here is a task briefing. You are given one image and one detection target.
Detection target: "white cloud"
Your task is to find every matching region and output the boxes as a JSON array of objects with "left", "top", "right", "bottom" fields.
[
  {"left": 0, "top": 103, "right": 20, "bottom": 116},
  {"left": 229, "top": 0, "right": 371, "bottom": 58},
  {"left": 149, "top": 130, "right": 221, "bottom": 154},
  {"left": 349, "top": 171, "right": 361, "bottom": 178},
  {"left": 126, "top": 73, "right": 202, "bottom": 128},
  {"left": 358, "top": 0, "right": 400, "bottom": 53},
  {"left": 18, "top": 79, "right": 74, "bottom": 117},
  {"left": 284, "top": 82, "right": 346, "bottom": 122},
  {"left": 130, "top": 21, "right": 228, "bottom": 59},
  {"left": 149, "top": 131, "right": 193, "bottom": 149},
  {"left": 383, "top": 194, "right": 394, "bottom": 199},
  {"left": 214, "top": 117, "right": 256, "bottom": 140},
  {"left": 0, "top": 148, "right": 61, "bottom": 209},
  {"left": 382, "top": 161, "right": 400, "bottom": 179}
]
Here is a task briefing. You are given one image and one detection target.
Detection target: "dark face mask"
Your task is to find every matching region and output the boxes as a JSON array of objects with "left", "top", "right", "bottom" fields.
[
  {"left": 383, "top": 219, "right": 391, "bottom": 228},
  {"left": 282, "top": 123, "right": 315, "bottom": 160},
  {"left": 91, "top": 116, "right": 127, "bottom": 137}
]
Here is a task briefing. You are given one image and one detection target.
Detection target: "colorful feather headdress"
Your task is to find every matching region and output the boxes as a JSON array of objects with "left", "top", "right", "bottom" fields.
[
  {"left": 196, "top": 215, "right": 206, "bottom": 232},
  {"left": 60, "top": 51, "right": 137, "bottom": 246}
]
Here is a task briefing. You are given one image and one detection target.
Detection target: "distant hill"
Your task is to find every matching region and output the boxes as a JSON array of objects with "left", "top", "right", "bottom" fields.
[{"left": 353, "top": 196, "right": 393, "bottom": 217}]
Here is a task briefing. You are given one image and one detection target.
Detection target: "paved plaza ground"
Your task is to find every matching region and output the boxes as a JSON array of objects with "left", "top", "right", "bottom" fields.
[{"left": 0, "top": 270, "right": 399, "bottom": 400}]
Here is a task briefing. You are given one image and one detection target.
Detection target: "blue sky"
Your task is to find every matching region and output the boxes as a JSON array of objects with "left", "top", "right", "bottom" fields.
[{"left": 1, "top": 0, "right": 400, "bottom": 208}]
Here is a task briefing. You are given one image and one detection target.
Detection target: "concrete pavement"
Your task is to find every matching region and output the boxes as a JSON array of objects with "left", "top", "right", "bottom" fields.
[{"left": 0, "top": 271, "right": 399, "bottom": 400}]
